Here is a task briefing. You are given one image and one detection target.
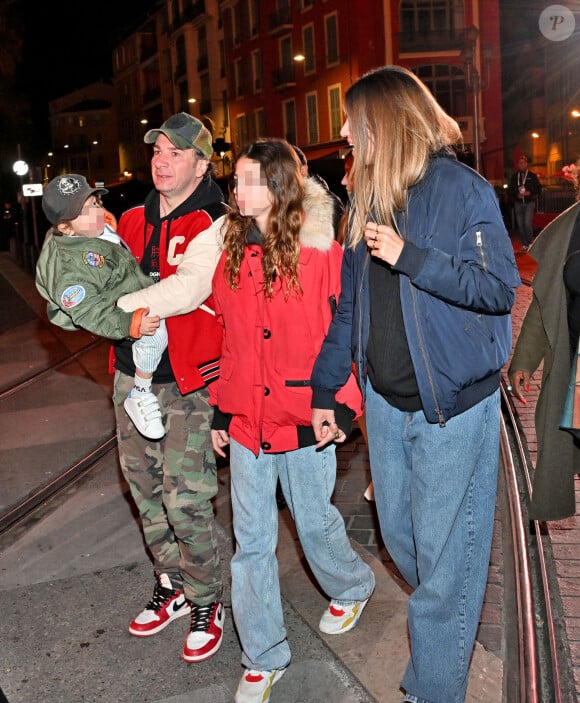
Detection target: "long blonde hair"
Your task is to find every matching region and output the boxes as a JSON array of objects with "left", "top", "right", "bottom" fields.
[
  {"left": 345, "top": 65, "right": 462, "bottom": 248},
  {"left": 223, "top": 138, "right": 304, "bottom": 298}
]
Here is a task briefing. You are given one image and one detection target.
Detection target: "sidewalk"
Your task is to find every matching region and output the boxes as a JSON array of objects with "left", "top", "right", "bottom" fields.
[{"left": 0, "top": 251, "right": 508, "bottom": 702}]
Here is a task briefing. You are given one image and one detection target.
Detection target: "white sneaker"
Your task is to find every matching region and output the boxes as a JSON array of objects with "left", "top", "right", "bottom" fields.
[
  {"left": 318, "top": 597, "right": 370, "bottom": 634},
  {"left": 182, "top": 601, "right": 225, "bottom": 663},
  {"left": 124, "top": 390, "right": 165, "bottom": 440},
  {"left": 235, "top": 667, "right": 287, "bottom": 703},
  {"left": 128, "top": 573, "right": 190, "bottom": 637}
]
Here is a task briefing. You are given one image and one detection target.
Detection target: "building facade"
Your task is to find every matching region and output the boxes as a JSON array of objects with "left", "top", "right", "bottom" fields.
[
  {"left": 47, "top": 82, "right": 119, "bottom": 187},
  {"left": 218, "top": 0, "right": 385, "bottom": 163},
  {"left": 384, "top": 0, "right": 505, "bottom": 184},
  {"left": 46, "top": 0, "right": 506, "bottom": 188},
  {"left": 112, "top": 0, "right": 231, "bottom": 181}
]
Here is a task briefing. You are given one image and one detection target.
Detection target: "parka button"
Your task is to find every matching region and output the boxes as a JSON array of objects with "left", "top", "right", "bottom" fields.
[
  {"left": 264, "top": 387, "right": 270, "bottom": 396},
  {"left": 263, "top": 328, "right": 271, "bottom": 339},
  {"left": 261, "top": 441, "right": 271, "bottom": 450}
]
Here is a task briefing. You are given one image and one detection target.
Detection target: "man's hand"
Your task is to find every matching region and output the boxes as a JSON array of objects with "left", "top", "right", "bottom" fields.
[
  {"left": 211, "top": 429, "right": 230, "bottom": 457},
  {"left": 312, "top": 408, "right": 346, "bottom": 448}
]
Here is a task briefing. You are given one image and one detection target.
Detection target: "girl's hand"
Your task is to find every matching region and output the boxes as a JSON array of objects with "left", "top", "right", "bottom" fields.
[
  {"left": 211, "top": 429, "right": 230, "bottom": 457},
  {"left": 312, "top": 408, "right": 346, "bottom": 448}
]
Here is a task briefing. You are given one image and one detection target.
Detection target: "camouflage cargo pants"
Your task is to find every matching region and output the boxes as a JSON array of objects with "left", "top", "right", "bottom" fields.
[{"left": 113, "top": 370, "right": 221, "bottom": 605}]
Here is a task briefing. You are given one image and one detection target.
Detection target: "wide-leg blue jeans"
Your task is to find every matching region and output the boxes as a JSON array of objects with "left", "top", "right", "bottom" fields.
[
  {"left": 229, "top": 438, "right": 375, "bottom": 671},
  {"left": 365, "top": 381, "right": 500, "bottom": 703}
]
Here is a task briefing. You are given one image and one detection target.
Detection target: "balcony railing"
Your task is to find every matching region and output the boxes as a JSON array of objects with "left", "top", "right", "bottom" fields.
[
  {"left": 139, "top": 34, "right": 157, "bottom": 63},
  {"left": 168, "top": 0, "right": 206, "bottom": 32},
  {"left": 268, "top": 7, "right": 293, "bottom": 35},
  {"left": 174, "top": 62, "right": 187, "bottom": 80},
  {"left": 197, "top": 54, "right": 209, "bottom": 72},
  {"left": 398, "top": 27, "right": 466, "bottom": 53},
  {"left": 272, "top": 65, "right": 296, "bottom": 90}
]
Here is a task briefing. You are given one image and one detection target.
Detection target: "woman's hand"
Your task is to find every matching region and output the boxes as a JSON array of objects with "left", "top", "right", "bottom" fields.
[
  {"left": 140, "top": 308, "right": 161, "bottom": 336},
  {"left": 312, "top": 408, "right": 346, "bottom": 448},
  {"left": 363, "top": 222, "right": 404, "bottom": 266},
  {"left": 211, "top": 429, "right": 230, "bottom": 457},
  {"left": 507, "top": 369, "right": 530, "bottom": 404}
]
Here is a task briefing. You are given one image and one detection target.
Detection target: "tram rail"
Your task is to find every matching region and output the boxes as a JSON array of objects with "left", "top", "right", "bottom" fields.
[
  {"left": 0, "top": 333, "right": 115, "bottom": 536},
  {"left": 0, "top": 337, "right": 106, "bottom": 399},
  {"left": 500, "top": 382, "right": 565, "bottom": 702}
]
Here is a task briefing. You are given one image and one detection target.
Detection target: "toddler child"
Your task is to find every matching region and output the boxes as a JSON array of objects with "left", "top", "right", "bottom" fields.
[{"left": 35, "top": 173, "right": 167, "bottom": 440}]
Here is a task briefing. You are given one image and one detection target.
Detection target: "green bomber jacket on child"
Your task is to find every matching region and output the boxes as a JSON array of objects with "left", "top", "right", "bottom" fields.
[{"left": 35, "top": 226, "right": 153, "bottom": 339}]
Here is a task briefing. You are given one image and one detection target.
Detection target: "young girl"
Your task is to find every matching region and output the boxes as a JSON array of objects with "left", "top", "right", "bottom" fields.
[
  {"left": 36, "top": 173, "right": 167, "bottom": 440},
  {"left": 208, "top": 139, "right": 374, "bottom": 703}
]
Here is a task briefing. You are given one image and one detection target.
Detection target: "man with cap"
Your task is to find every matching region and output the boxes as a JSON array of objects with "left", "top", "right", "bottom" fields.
[{"left": 110, "top": 112, "right": 227, "bottom": 663}]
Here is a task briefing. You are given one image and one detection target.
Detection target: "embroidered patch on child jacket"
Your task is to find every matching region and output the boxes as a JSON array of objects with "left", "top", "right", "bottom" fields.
[
  {"left": 83, "top": 251, "right": 105, "bottom": 267},
  {"left": 61, "top": 285, "right": 86, "bottom": 308}
]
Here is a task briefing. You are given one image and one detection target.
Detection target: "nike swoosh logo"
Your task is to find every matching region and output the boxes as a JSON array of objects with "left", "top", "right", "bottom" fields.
[{"left": 172, "top": 598, "right": 187, "bottom": 613}]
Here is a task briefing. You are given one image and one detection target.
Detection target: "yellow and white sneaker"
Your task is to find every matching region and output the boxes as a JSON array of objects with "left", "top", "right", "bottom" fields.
[
  {"left": 234, "top": 667, "right": 287, "bottom": 703},
  {"left": 318, "top": 597, "right": 370, "bottom": 635}
]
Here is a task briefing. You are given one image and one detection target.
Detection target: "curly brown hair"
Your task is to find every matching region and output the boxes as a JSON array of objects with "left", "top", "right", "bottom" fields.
[{"left": 224, "top": 138, "right": 305, "bottom": 298}]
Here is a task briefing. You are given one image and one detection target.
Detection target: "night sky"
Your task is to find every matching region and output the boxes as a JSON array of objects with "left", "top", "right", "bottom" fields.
[{"left": 18, "top": 1, "right": 158, "bottom": 140}]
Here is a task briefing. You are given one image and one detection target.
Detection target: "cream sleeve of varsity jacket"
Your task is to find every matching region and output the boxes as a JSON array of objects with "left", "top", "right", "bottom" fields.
[{"left": 116, "top": 215, "right": 225, "bottom": 318}]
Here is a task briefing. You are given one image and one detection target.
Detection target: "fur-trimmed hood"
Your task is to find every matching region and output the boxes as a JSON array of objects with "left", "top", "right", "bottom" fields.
[{"left": 299, "top": 177, "right": 338, "bottom": 250}]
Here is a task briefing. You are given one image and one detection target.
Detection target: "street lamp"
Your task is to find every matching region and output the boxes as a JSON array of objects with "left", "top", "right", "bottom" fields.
[
  {"left": 12, "top": 150, "right": 30, "bottom": 268},
  {"left": 461, "top": 26, "right": 491, "bottom": 173},
  {"left": 13, "top": 159, "right": 28, "bottom": 177}
]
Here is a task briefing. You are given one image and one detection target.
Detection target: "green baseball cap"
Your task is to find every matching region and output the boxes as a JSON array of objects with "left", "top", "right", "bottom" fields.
[{"left": 144, "top": 112, "right": 213, "bottom": 159}]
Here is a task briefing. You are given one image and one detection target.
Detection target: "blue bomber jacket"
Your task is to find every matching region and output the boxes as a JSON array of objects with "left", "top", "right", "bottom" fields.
[{"left": 311, "top": 152, "right": 522, "bottom": 425}]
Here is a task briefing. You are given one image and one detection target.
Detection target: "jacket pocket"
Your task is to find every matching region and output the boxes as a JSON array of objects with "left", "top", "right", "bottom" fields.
[{"left": 474, "top": 229, "right": 488, "bottom": 272}]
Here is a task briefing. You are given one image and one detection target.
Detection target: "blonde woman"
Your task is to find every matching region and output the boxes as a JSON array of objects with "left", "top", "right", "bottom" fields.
[{"left": 311, "top": 66, "right": 521, "bottom": 703}]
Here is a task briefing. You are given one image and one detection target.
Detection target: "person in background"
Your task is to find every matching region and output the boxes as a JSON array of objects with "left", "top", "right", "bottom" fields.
[
  {"left": 336, "top": 150, "right": 354, "bottom": 246},
  {"left": 311, "top": 66, "right": 520, "bottom": 703},
  {"left": 209, "top": 138, "right": 375, "bottom": 703},
  {"left": 112, "top": 112, "right": 227, "bottom": 664},
  {"left": 509, "top": 200, "right": 580, "bottom": 521},
  {"left": 1, "top": 201, "right": 14, "bottom": 251},
  {"left": 292, "top": 144, "right": 344, "bottom": 231},
  {"left": 35, "top": 174, "right": 167, "bottom": 440},
  {"left": 509, "top": 154, "right": 542, "bottom": 253}
]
